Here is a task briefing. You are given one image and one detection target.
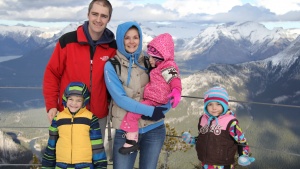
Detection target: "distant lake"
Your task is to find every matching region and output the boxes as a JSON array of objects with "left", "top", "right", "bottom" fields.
[{"left": 0, "top": 55, "right": 22, "bottom": 63}]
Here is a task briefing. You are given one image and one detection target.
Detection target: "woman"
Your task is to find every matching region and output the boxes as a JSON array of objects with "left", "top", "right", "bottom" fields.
[
  {"left": 119, "top": 33, "right": 182, "bottom": 155},
  {"left": 104, "top": 21, "right": 172, "bottom": 169}
]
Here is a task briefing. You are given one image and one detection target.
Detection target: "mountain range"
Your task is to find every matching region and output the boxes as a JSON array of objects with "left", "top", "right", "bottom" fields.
[
  {"left": 0, "top": 21, "right": 300, "bottom": 168},
  {"left": 1, "top": 21, "right": 298, "bottom": 109},
  {"left": 177, "top": 21, "right": 300, "bottom": 73},
  {"left": 169, "top": 34, "right": 300, "bottom": 169}
]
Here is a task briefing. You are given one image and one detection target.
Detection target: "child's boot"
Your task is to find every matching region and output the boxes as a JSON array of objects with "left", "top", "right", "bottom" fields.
[{"left": 118, "top": 131, "right": 139, "bottom": 155}]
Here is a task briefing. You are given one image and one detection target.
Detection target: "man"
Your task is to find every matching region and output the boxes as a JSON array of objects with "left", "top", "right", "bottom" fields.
[{"left": 43, "top": 0, "right": 116, "bottom": 140}]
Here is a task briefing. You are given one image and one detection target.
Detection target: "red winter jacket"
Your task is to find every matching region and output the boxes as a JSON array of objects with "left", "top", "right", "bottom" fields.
[{"left": 43, "top": 24, "right": 116, "bottom": 118}]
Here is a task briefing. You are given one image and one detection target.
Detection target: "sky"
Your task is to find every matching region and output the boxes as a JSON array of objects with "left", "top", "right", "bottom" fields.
[{"left": 0, "top": 0, "right": 300, "bottom": 29}]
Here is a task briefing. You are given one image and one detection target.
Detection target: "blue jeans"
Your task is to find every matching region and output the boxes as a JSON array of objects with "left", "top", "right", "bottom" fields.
[
  {"left": 113, "top": 124, "right": 166, "bottom": 169},
  {"left": 55, "top": 162, "right": 94, "bottom": 168}
]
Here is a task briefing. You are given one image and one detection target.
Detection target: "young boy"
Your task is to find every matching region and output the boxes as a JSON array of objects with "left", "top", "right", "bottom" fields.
[
  {"left": 182, "top": 86, "right": 255, "bottom": 168},
  {"left": 42, "top": 82, "right": 107, "bottom": 169}
]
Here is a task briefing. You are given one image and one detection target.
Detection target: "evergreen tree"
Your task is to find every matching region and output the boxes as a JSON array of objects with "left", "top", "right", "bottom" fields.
[
  {"left": 158, "top": 123, "right": 192, "bottom": 169},
  {"left": 30, "top": 154, "right": 40, "bottom": 169}
]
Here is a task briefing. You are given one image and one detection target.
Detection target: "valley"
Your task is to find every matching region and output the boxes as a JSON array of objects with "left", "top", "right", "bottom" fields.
[{"left": 1, "top": 21, "right": 300, "bottom": 168}]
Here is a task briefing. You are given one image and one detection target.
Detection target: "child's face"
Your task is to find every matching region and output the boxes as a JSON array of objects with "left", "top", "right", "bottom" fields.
[
  {"left": 206, "top": 102, "right": 223, "bottom": 117},
  {"left": 149, "top": 56, "right": 156, "bottom": 67},
  {"left": 66, "top": 95, "right": 84, "bottom": 112},
  {"left": 149, "top": 56, "right": 163, "bottom": 67}
]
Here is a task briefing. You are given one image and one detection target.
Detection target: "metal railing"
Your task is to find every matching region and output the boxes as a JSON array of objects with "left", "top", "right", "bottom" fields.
[{"left": 1, "top": 92, "right": 300, "bottom": 168}]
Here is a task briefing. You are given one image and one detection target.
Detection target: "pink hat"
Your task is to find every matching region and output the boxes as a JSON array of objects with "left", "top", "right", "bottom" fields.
[
  {"left": 146, "top": 33, "right": 174, "bottom": 61},
  {"left": 147, "top": 45, "right": 163, "bottom": 59}
]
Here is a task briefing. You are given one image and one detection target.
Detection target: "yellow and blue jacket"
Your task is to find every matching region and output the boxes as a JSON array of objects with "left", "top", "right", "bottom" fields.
[{"left": 42, "top": 107, "right": 107, "bottom": 169}]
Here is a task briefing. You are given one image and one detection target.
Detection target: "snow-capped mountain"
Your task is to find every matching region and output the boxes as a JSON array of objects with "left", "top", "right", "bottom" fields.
[
  {"left": 0, "top": 24, "right": 59, "bottom": 56},
  {"left": 179, "top": 35, "right": 300, "bottom": 128},
  {"left": 1, "top": 21, "right": 300, "bottom": 168},
  {"left": 172, "top": 33, "right": 300, "bottom": 169},
  {"left": 0, "top": 21, "right": 299, "bottom": 110},
  {"left": 177, "top": 21, "right": 300, "bottom": 73},
  {"left": 182, "top": 35, "right": 300, "bottom": 104},
  {"left": 45, "top": 20, "right": 180, "bottom": 50},
  {"left": 0, "top": 23, "right": 57, "bottom": 40}
]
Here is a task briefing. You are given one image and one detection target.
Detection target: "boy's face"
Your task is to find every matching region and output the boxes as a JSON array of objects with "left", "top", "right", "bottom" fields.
[
  {"left": 66, "top": 95, "right": 84, "bottom": 112},
  {"left": 206, "top": 102, "right": 223, "bottom": 117}
]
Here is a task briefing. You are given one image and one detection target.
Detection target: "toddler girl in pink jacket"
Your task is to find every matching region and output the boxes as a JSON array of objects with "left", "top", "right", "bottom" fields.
[{"left": 119, "top": 33, "right": 182, "bottom": 154}]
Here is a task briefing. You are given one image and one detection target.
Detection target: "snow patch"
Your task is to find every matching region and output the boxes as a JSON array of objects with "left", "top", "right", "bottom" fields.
[
  {"left": 273, "top": 96, "right": 289, "bottom": 103},
  {"left": 0, "top": 55, "right": 22, "bottom": 63}
]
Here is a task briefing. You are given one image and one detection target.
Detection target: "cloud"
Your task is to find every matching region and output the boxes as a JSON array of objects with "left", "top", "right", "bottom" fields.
[
  {"left": 211, "top": 4, "right": 278, "bottom": 23},
  {"left": 0, "top": 0, "right": 88, "bottom": 22},
  {"left": 0, "top": 0, "right": 86, "bottom": 10},
  {"left": 112, "top": 4, "right": 180, "bottom": 22},
  {"left": 278, "top": 11, "right": 300, "bottom": 21},
  {"left": 111, "top": 3, "right": 280, "bottom": 24},
  {"left": 257, "top": 0, "right": 300, "bottom": 15},
  {"left": 4, "top": 7, "right": 87, "bottom": 22},
  {"left": 0, "top": 0, "right": 299, "bottom": 25},
  {"left": 162, "top": 0, "right": 243, "bottom": 16}
]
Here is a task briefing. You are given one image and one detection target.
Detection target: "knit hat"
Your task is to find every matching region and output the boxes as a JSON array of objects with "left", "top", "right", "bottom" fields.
[
  {"left": 147, "top": 45, "right": 163, "bottom": 60},
  {"left": 62, "top": 82, "right": 90, "bottom": 107},
  {"left": 203, "top": 86, "right": 229, "bottom": 116}
]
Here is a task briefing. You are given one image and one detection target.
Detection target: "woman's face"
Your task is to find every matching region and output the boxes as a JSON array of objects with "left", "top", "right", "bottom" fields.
[{"left": 124, "top": 28, "right": 140, "bottom": 53}]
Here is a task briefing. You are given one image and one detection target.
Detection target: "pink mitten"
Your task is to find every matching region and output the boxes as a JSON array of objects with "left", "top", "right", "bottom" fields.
[{"left": 168, "top": 88, "right": 181, "bottom": 108}]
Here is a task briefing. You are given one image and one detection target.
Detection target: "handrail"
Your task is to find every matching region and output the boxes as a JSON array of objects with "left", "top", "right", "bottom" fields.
[
  {"left": 166, "top": 135, "right": 300, "bottom": 157},
  {"left": 0, "top": 126, "right": 48, "bottom": 128},
  {"left": 0, "top": 164, "right": 113, "bottom": 166},
  {"left": 1, "top": 88, "right": 300, "bottom": 167},
  {"left": 182, "top": 95, "right": 300, "bottom": 108},
  {"left": 1, "top": 86, "right": 299, "bottom": 109},
  {"left": 0, "top": 164, "right": 41, "bottom": 166},
  {"left": 0, "top": 86, "right": 42, "bottom": 89}
]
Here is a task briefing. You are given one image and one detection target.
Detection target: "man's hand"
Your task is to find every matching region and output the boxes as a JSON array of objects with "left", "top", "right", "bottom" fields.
[{"left": 47, "top": 108, "right": 58, "bottom": 123}]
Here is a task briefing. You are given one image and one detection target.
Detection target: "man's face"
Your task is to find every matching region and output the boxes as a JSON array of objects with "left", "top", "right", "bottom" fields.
[{"left": 87, "top": 2, "right": 110, "bottom": 40}]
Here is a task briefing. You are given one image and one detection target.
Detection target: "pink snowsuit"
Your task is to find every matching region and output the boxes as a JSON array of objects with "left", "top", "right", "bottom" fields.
[{"left": 120, "top": 33, "right": 182, "bottom": 132}]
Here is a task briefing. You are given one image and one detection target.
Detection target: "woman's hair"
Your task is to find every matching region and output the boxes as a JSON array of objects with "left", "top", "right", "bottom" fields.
[{"left": 128, "top": 26, "right": 140, "bottom": 37}]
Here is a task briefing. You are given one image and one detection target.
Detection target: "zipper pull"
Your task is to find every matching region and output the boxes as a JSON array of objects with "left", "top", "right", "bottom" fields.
[{"left": 71, "top": 114, "right": 74, "bottom": 123}]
